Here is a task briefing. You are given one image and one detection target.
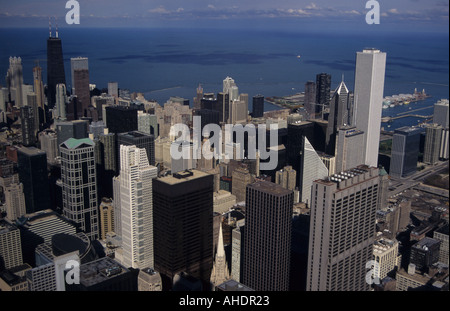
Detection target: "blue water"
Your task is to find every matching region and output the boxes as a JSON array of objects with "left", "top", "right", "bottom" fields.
[{"left": 0, "top": 27, "right": 448, "bottom": 126}]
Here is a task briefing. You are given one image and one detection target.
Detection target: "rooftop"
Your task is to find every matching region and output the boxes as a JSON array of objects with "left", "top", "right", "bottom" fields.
[
  {"left": 247, "top": 180, "right": 293, "bottom": 196},
  {"left": 61, "top": 137, "right": 94, "bottom": 149},
  {"left": 79, "top": 257, "right": 128, "bottom": 287},
  {"left": 157, "top": 169, "right": 210, "bottom": 185}
]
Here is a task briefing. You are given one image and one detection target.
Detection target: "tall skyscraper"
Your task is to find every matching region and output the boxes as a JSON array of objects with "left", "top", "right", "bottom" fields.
[
  {"left": 242, "top": 180, "right": 293, "bottom": 291},
  {"left": 119, "top": 145, "right": 158, "bottom": 269},
  {"left": 60, "top": 138, "right": 99, "bottom": 241},
  {"left": 315, "top": 73, "right": 331, "bottom": 116},
  {"left": 275, "top": 165, "right": 297, "bottom": 191},
  {"left": 17, "top": 147, "right": 51, "bottom": 214},
  {"left": 153, "top": 170, "right": 214, "bottom": 285},
  {"left": 107, "top": 82, "right": 119, "bottom": 99},
  {"left": 117, "top": 131, "right": 155, "bottom": 174},
  {"left": 33, "top": 63, "right": 46, "bottom": 124},
  {"left": 138, "top": 111, "right": 159, "bottom": 137},
  {"left": 105, "top": 105, "right": 139, "bottom": 134},
  {"left": 0, "top": 219, "right": 23, "bottom": 271},
  {"left": 326, "top": 80, "right": 352, "bottom": 155},
  {"left": 99, "top": 198, "right": 114, "bottom": 241},
  {"left": 71, "top": 57, "right": 90, "bottom": 118},
  {"left": 390, "top": 126, "right": 422, "bottom": 178},
  {"left": 20, "top": 106, "right": 37, "bottom": 147},
  {"left": 307, "top": 165, "right": 380, "bottom": 291},
  {"left": 47, "top": 29, "right": 66, "bottom": 109},
  {"left": 304, "top": 81, "right": 316, "bottom": 118},
  {"left": 6, "top": 57, "right": 24, "bottom": 108},
  {"left": 252, "top": 94, "right": 264, "bottom": 119},
  {"left": 424, "top": 123, "right": 443, "bottom": 165},
  {"left": 4, "top": 183, "right": 26, "bottom": 221},
  {"left": 353, "top": 49, "right": 387, "bottom": 168}
]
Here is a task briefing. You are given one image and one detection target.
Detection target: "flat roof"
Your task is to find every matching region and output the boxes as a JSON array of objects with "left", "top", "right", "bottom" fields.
[
  {"left": 247, "top": 180, "right": 293, "bottom": 196},
  {"left": 157, "top": 169, "right": 211, "bottom": 185}
]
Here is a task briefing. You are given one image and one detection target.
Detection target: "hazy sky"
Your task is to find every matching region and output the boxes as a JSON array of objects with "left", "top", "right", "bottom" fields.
[{"left": 0, "top": 0, "right": 448, "bottom": 32}]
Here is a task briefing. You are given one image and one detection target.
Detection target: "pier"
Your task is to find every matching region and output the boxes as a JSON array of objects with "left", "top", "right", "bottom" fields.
[{"left": 381, "top": 114, "right": 432, "bottom": 123}]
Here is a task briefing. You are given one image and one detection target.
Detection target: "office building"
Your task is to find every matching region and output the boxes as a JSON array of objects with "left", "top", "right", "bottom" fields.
[
  {"left": 39, "top": 129, "right": 59, "bottom": 164},
  {"left": 17, "top": 147, "right": 51, "bottom": 214},
  {"left": 434, "top": 224, "right": 449, "bottom": 265},
  {"left": 4, "top": 183, "right": 26, "bottom": 221},
  {"left": 231, "top": 166, "right": 254, "bottom": 203},
  {"left": 440, "top": 128, "right": 449, "bottom": 160},
  {"left": 60, "top": 138, "right": 99, "bottom": 241},
  {"left": 252, "top": 94, "right": 264, "bottom": 118},
  {"left": 307, "top": 166, "right": 380, "bottom": 291},
  {"left": 72, "top": 67, "right": 90, "bottom": 118},
  {"left": 108, "top": 82, "right": 119, "bottom": 98},
  {"left": 55, "top": 119, "right": 89, "bottom": 152},
  {"left": 0, "top": 219, "right": 23, "bottom": 270},
  {"left": 353, "top": 49, "right": 386, "bottom": 167},
  {"left": 47, "top": 30, "right": 66, "bottom": 109},
  {"left": 0, "top": 264, "right": 31, "bottom": 291},
  {"left": 410, "top": 237, "right": 441, "bottom": 273},
  {"left": 315, "top": 73, "right": 331, "bottom": 115},
  {"left": 99, "top": 198, "right": 114, "bottom": 241},
  {"left": 231, "top": 222, "right": 244, "bottom": 283},
  {"left": 326, "top": 80, "right": 352, "bottom": 155},
  {"left": 242, "top": 181, "right": 293, "bottom": 291},
  {"left": 105, "top": 105, "right": 140, "bottom": 134},
  {"left": 334, "top": 126, "right": 365, "bottom": 173},
  {"left": 301, "top": 137, "right": 329, "bottom": 206},
  {"left": 70, "top": 57, "right": 88, "bottom": 93},
  {"left": 20, "top": 106, "right": 37, "bottom": 146},
  {"left": 55, "top": 83, "right": 67, "bottom": 120},
  {"left": 275, "top": 165, "right": 297, "bottom": 191},
  {"left": 33, "top": 64, "right": 46, "bottom": 124},
  {"left": 433, "top": 99, "right": 449, "bottom": 128},
  {"left": 390, "top": 126, "right": 422, "bottom": 178},
  {"left": 153, "top": 170, "right": 214, "bottom": 285},
  {"left": 138, "top": 111, "right": 159, "bottom": 137},
  {"left": 424, "top": 123, "right": 443, "bottom": 165},
  {"left": 372, "top": 238, "right": 400, "bottom": 280},
  {"left": 119, "top": 145, "right": 157, "bottom": 270},
  {"left": 117, "top": 131, "right": 155, "bottom": 171},
  {"left": 138, "top": 268, "right": 162, "bottom": 291},
  {"left": 304, "top": 81, "right": 316, "bottom": 118},
  {"left": 6, "top": 56, "right": 24, "bottom": 108}
]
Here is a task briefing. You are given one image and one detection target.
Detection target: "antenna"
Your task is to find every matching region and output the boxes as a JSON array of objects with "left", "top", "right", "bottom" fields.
[{"left": 55, "top": 16, "right": 59, "bottom": 38}]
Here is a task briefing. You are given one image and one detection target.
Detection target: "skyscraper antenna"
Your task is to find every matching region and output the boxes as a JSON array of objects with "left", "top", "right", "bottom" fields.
[
  {"left": 55, "top": 16, "right": 58, "bottom": 38},
  {"left": 342, "top": 73, "right": 344, "bottom": 82}
]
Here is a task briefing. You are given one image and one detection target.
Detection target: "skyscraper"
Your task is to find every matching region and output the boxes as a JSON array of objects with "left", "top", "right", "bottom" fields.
[
  {"left": 304, "top": 81, "right": 316, "bottom": 118},
  {"left": 60, "top": 138, "right": 99, "bottom": 241},
  {"left": 0, "top": 219, "right": 23, "bottom": 271},
  {"left": 71, "top": 57, "right": 90, "bottom": 118},
  {"left": 252, "top": 94, "right": 264, "bottom": 119},
  {"left": 390, "top": 126, "right": 422, "bottom": 178},
  {"left": 315, "top": 73, "right": 331, "bottom": 116},
  {"left": 326, "top": 80, "right": 352, "bottom": 155},
  {"left": 20, "top": 106, "right": 37, "bottom": 147},
  {"left": 17, "top": 147, "right": 51, "bottom": 214},
  {"left": 153, "top": 170, "right": 214, "bottom": 285},
  {"left": 99, "top": 198, "right": 114, "bottom": 241},
  {"left": 242, "top": 180, "right": 293, "bottom": 291},
  {"left": 334, "top": 126, "right": 365, "bottom": 173},
  {"left": 105, "top": 105, "right": 139, "bottom": 134},
  {"left": 4, "top": 183, "right": 26, "bottom": 221},
  {"left": 6, "top": 57, "right": 24, "bottom": 108},
  {"left": 117, "top": 131, "right": 155, "bottom": 174},
  {"left": 119, "top": 145, "right": 158, "bottom": 269},
  {"left": 432, "top": 99, "right": 449, "bottom": 128},
  {"left": 55, "top": 84, "right": 67, "bottom": 120},
  {"left": 424, "top": 123, "right": 443, "bottom": 165},
  {"left": 47, "top": 30, "right": 66, "bottom": 109},
  {"left": 353, "top": 49, "right": 387, "bottom": 168},
  {"left": 33, "top": 63, "right": 46, "bottom": 125},
  {"left": 307, "top": 165, "right": 379, "bottom": 291}
]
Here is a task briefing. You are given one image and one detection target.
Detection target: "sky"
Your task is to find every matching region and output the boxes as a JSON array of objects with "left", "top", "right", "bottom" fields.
[{"left": 0, "top": 0, "right": 448, "bottom": 33}]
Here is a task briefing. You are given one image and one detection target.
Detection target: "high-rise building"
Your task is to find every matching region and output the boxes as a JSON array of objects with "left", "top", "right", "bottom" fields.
[
  {"left": 33, "top": 64, "right": 46, "bottom": 124},
  {"left": 72, "top": 66, "right": 90, "bottom": 118},
  {"left": 410, "top": 237, "right": 441, "bottom": 273},
  {"left": 307, "top": 165, "right": 379, "bottom": 291},
  {"left": 390, "top": 126, "right": 422, "bottom": 178},
  {"left": 252, "top": 95, "right": 264, "bottom": 119},
  {"left": 4, "top": 183, "right": 26, "bottom": 221},
  {"left": 6, "top": 57, "right": 24, "bottom": 108},
  {"left": 119, "top": 145, "right": 157, "bottom": 269},
  {"left": 217, "top": 92, "right": 229, "bottom": 123},
  {"left": 55, "top": 83, "right": 67, "bottom": 120},
  {"left": 138, "top": 111, "right": 159, "bottom": 137},
  {"left": 0, "top": 219, "right": 23, "bottom": 270},
  {"left": 433, "top": 224, "right": 449, "bottom": 265},
  {"left": 20, "top": 106, "right": 37, "bottom": 147},
  {"left": 372, "top": 238, "right": 400, "bottom": 281},
  {"left": 301, "top": 137, "right": 329, "bottom": 205},
  {"left": 315, "top": 73, "right": 331, "bottom": 116},
  {"left": 95, "top": 129, "right": 116, "bottom": 198},
  {"left": 353, "top": 49, "right": 387, "bottom": 168},
  {"left": 60, "top": 138, "right": 99, "bottom": 241},
  {"left": 99, "top": 198, "right": 114, "bottom": 241},
  {"left": 153, "top": 170, "right": 214, "bottom": 285},
  {"left": 275, "top": 165, "right": 297, "bottom": 191},
  {"left": 231, "top": 166, "right": 254, "bottom": 203},
  {"left": 108, "top": 82, "right": 119, "bottom": 99},
  {"left": 440, "top": 128, "right": 449, "bottom": 160},
  {"left": 17, "top": 147, "right": 51, "bottom": 214},
  {"left": 138, "top": 268, "right": 162, "bottom": 291},
  {"left": 117, "top": 131, "right": 155, "bottom": 172},
  {"left": 304, "top": 81, "right": 316, "bottom": 118},
  {"left": 55, "top": 119, "right": 89, "bottom": 152},
  {"left": 432, "top": 99, "right": 449, "bottom": 128},
  {"left": 70, "top": 57, "right": 88, "bottom": 93},
  {"left": 424, "top": 123, "right": 443, "bottom": 165},
  {"left": 105, "top": 105, "right": 139, "bottom": 134},
  {"left": 334, "top": 126, "right": 365, "bottom": 173},
  {"left": 242, "top": 181, "right": 293, "bottom": 291},
  {"left": 47, "top": 31, "right": 66, "bottom": 109},
  {"left": 326, "top": 80, "right": 352, "bottom": 155}
]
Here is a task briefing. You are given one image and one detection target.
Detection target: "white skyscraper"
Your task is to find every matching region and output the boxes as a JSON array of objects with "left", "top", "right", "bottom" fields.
[
  {"left": 55, "top": 83, "right": 67, "bottom": 120},
  {"left": 6, "top": 56, "right": 24, "bottom": 108},
  {"left": 302, "top": 137, "right": 329, "bottom": 206},
  {"left": 119, "top": 145, "right": 158, "bottom": 269},
  {"left": 354, "top": 49, "right": 387, "bottom": 168}
]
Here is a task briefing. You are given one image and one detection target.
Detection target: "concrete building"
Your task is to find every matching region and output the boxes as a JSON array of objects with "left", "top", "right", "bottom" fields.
[
  {"left": 334, "top": 126, "right": 365, "bottom": 173},
  {"left": 138, "top": 268, "right": 162, "bottom": 291},
  {"left": 213, "top": 190, "right": 237, "bottom": 214},
  {"left": 410, "top": 237, "right": 441, "bottom": 273},
  {"left": 424, "top": 123, "right": 443, "bottom": 165},
  {"left": 39, "top": 129, "right": 59, "bottom": 164},
  {"left": 4, "top": 182, "right": 26, "bottom": 221},
  {"left": 99, "top": 198, "right": 114, "bottom": 241},
  {"left": 119, "top": 145, "right": 158, "bottom": 270},
  {"left": 275, "top": 165, "right": 297, "bottom": 191},
  {"left": 390, "top": 126, "right": 422, "bottom": 178},
  {"left": 231, "top": 166, "right": 254, "bottom": 203},
  {"left": 372, "top": 238, "right": 400, "bottom": 280},
  {"left": 0, "top": 219, "right": 23, "bottom": 270},
  {"left": 353, "top": 49, "right": 387, "bottom": 168},
  {"left": 307, "top": 166, "right": 379, "bottom": 291},
  {"left": 433, "top": 99, "right": 449, "bottom": 129}
]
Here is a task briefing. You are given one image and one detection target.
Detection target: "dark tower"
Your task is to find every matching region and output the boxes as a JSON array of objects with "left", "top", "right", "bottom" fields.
[
  {"left": 47, "top": 21, "right": 66, "bottom": 110},
  {"left": 252, "top": 94, "right": 264, "bottom": 119},
  {"left": 315, "top": 73, "right": 331, "bottom": 117}
]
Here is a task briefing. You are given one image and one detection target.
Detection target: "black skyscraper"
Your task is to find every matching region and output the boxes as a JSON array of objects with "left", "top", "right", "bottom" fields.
[
  {"left": 105, "top": 106, "right": 140, "bottom": 134},
  {"left": 17, "top": 147, "right": 51, "bottom": 214},
  {"left": 316, "top": 73, "right": 331, "bottom": 115},
  {"left": 252, "top": 95, "right": 264, "bottom": 118},
  {"left": 116, "top": 131, "right": 155, "bottom": 174},
  {"left": 47, "top": 35, "right": 66, "bottom": 109},
  {"left": 153, "top": 170, "right": 214, "bottom": 288}
]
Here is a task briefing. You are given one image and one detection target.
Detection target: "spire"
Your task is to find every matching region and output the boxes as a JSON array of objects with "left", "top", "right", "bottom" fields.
[
  {"left": 55, "top": 16, "right": 59, "bottom": 38},
  {"left": 210, "top": 221, "right": 230, "bottom": 287},
  {"left": 49, "top": 16, "right": 52, "bottom": 37}
]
